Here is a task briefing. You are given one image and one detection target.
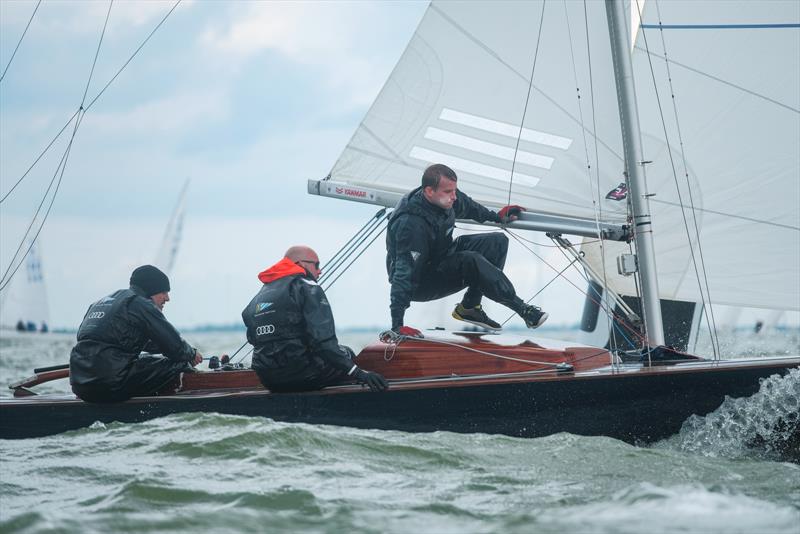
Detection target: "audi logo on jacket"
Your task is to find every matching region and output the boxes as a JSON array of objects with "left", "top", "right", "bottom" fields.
[{"left": 242, "top": 257, "right": 352, "bottom": 376}]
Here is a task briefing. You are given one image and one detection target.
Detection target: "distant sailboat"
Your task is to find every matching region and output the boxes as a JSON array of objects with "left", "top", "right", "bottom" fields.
[
  {"left": 0, "top": 240, "right": 50, "bottom": 333},
  {"left": 153, "top": 179, "right": 189, "bottom": 275}
]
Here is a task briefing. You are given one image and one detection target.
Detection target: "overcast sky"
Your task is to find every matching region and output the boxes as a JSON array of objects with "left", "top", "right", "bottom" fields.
[{"left": 3, "top": 0, "right": 793, "bottom": 334}]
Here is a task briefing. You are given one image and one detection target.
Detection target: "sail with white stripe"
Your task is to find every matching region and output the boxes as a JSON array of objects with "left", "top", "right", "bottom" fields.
[{"left": 316, "top": 0, "right": 799, "bottom": 312}]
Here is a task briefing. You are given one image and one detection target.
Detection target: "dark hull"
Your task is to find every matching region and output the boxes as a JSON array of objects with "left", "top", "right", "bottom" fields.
[{"left": 2, "top": 357, "right": 796, "bottom": 442}]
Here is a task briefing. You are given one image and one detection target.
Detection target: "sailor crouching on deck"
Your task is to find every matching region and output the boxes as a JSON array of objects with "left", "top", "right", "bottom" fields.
[
  {"left": 242, "top": 246, "right": 388, "bottom": 393},
  {"left": 386, "top": 163, "right": 549, "bottom": 336},
  {"left": 69, "top": 265, "right": 203, "bottom": 403}
]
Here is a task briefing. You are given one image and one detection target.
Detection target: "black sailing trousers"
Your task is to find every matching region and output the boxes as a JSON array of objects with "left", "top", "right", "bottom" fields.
[
  {"left": 411, "top": 232, "right": 524, "bottom": 312},
  {"left": 72, "top": 355, "right": 189, "bottom": 403},
  {"left": 253, "top": 346, "right": 356, "bottom": 393}
]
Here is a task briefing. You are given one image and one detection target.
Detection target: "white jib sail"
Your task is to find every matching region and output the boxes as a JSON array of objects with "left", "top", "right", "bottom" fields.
[{"left": 323, "top": 0, "right": 799, "bottom": 312}]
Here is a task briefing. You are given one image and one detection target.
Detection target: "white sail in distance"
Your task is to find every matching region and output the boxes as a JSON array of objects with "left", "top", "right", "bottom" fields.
[
  {"left": 321, "top": 0, "right": 799, "bottom": 312},
  {"left": 0, "top": 239, "right": 50, "bottom": 330},
  {"left": 154, "top": 179, "right": 189, "bottom": 275}
]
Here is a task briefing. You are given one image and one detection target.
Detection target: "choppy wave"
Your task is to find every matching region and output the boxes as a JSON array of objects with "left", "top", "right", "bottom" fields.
[
  {"left": 658, "top": 368, "right": 800, "bottom": 462},
  {"left": 2, "top": 414, "right": 799, "bottom": 533},
  {"left": 2, "top": 332, "right": 799, "bottom": 533}
]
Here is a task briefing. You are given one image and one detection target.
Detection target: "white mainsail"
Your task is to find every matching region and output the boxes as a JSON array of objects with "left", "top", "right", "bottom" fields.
[{"left": 319, "top": 0, "right": 799, "bottom": 314}]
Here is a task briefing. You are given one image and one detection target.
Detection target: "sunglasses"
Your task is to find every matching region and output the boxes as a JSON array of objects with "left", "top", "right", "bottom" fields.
[{"left": 297, "top": 259, "right": 321, "bottom": 269}]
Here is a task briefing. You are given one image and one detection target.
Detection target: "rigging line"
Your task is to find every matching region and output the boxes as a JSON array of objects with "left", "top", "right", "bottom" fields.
[
  {"left": 232, "top": 347, "right": 254, "bottom": 365},
  {"left": 549, "top": 232, "right": 645, "bottom": 343},
  {"left": 652, "top": 0, "right": 721, "bottom": 359},
  {"left": 319, "top": 211, "right": 389, "bottom": 282},
  {"left": 321, "top": 208, "right": 387, "bottom": 273},
  {"left": 572, "top": 0, "right": 617, "bottom": 356},
  {"left": 461, "top": 224, "right": 600, "bottom": 247},
  {"left": 507, "top": 0, "right": 547, "bottom": 207},
  {"left": 648, "top": 199, "right": 799, "bottom": 232},
  {"left": 83, "top": 0, "right": 182, "bottom": 112},
  {"left": 402, "top": 336, "right": 575, "bottom": 368},
  {"left": 80, "top": 0, "right": 114, "bottom": 106},
  {"left": 582, "top": 0, "right": 617, "bottom": 356},
  {"left": 499, "top": 257, "right": 579, "bottom": 327},
  {"left": 633, "top": 45, "right": 799, "bottom": 115},
  {"left": 0, "top": 0, "right": 42, "bottom": 83},
  {"left": 504, "top": 228, "right": 647, "bottom": 343},
  {"left": 318, "top": 213, "right": 389, "bottom": 287},
  {"left": 637, "top": 0, "right": 720, "bottom": 358},
  {"left": 0, "top": 109, "right": 80, "bottom": 204},
  {"left": 0, "top": 111, "right": 79, "bottom": 289},
  {"left": 322, "top": 223, "right": 388, "bottom": 292},
  {"left": 1, "top": 2, "right": 114, "bottom": 291},
  {"left": 0, "top": 0, "right": 181, "bottom": 205},
  {"left": 0, "top": 109, "right": 83, "bottom": 291},
  {"left": 230, "top": 341, "right": 253, "bottom": 365}
]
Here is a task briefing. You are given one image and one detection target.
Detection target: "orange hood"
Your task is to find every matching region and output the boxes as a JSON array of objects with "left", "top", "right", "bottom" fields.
[{"left": 258, "top": 257, "right": 306, "bottom": 283}]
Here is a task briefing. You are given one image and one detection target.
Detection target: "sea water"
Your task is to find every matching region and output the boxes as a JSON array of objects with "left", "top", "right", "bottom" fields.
[{"left": 1, "top": 331, "right": 798, "bottom": 534}]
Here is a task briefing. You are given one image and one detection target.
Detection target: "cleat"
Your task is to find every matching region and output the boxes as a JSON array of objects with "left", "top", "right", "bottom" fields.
[
  {"left": 520, "top": 304, "right": 548, "bottom": 329},
  {"left": 452, "top": 303, "right": 502, "bottom": 331}
]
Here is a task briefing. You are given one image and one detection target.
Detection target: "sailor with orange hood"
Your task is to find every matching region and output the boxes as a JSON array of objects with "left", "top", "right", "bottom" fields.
[{"left": 242, "top": 246, "right": 387, "bottom": 393}]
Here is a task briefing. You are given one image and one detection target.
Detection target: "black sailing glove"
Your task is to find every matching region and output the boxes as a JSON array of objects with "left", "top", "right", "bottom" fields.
[{"left": 354, "top": 367, "right": 389, "bottom": 392}]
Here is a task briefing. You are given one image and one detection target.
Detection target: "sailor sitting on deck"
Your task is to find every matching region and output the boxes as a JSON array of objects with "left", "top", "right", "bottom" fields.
[
  {"left": 69, "top": 265, "right": 203, "bottom": 403},
  {"left": 242, "top": 246, "right": 388, "bottom": 393},
  {"left": 386, "top": 163, "right": 548, "bottom": 337}
]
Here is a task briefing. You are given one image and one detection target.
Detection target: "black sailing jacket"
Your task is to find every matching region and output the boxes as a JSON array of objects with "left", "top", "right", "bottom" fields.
[
  {"left": 386, "top": 187, "right": 500, "bottom": 326},
  {"left": 69, "top": 286, "right": 195, "bottom": 393},
  {"left": 242, "top": 259, "right": 352, "bottom": 375}
]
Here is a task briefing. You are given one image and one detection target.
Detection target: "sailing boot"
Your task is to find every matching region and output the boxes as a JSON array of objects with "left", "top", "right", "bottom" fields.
[
  {"left": 452, "top": 303, "right": 502, "bottom": 331},
  {"left": 519, "top": 304, "right": 548, "bottom": 329}
]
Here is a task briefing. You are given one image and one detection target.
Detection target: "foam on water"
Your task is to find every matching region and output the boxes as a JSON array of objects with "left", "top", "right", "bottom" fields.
[
  {"left": 2, "top": 415, "right": 799, "bottom": 533},
  {"left": 658, "top": 368, "right": 800, "bottom": 462}
]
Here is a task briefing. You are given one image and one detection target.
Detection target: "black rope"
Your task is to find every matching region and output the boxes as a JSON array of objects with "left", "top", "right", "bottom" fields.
[
  {"left": 1, "top": 111, "right": 82, "bottom": 290},
  {"left": 81, "top": 0, "right": 114, "bottom": 106},
  {"left": 0, "top": 0, "right": 183, "bottom": 292},
  {"left": 507, "top": 0, "right": 547, "bottom": 207},
  {"left": 499, "top": 257, "right": 579, "bottom": 327},
  {"left": 0, "top": 0, "right": 42, "bottom": 83},
  {"left": 1, "top": 0, "right": 114, "bottom": 291},
  {"left": 318, "top": 215, "right": 388, "bottom": 287},
  {"left": 0, "top": 109, "right": 80, "bottom": 204},
  {"left": 0, "top": 0, "right": 181, "bottom": 204}
]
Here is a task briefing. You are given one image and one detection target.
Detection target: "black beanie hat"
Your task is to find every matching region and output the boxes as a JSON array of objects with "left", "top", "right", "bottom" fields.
[{"left": 130, "top": 265, "right": 170, "bottom": 296}]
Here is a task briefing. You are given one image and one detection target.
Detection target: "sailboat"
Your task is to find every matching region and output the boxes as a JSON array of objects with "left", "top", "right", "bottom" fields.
[
  {"left": 153, "top": 179, "right": 189, "bottom": 276},
  {"left": 2, "top": 1, "right": 798, "bottom": 447},
  {"left": 0, "top": 239, "right": 50, "bottom": 333}
]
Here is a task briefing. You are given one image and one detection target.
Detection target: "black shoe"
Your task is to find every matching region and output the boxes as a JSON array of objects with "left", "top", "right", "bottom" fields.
[
  {"left": 520, "top": 304, "right": 548, "bottom": 329},
  {"left": 452, "top": 303, "right": 502, "bottom": 331}
]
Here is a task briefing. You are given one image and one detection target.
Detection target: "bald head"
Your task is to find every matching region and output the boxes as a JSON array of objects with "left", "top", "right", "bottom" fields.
[
  {"left": 285, "top": 246, "right": 317, "bottom": 262},
  {"left": 285, "top": 245, "right": 322, "bottom": 280}
]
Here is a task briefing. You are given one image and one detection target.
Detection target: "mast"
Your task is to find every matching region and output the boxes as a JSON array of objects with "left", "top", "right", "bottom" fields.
[{"left": 605, "top": 0, "right": 665, "bottom": 346}]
